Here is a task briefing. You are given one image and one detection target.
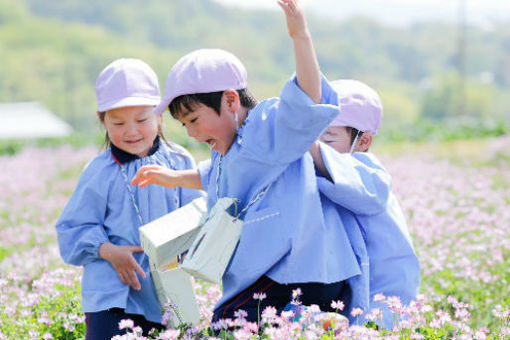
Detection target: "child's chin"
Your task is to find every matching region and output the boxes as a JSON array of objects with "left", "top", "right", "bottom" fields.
[{"left": 208, "top": 142, "right": 220, "bottom": 153}]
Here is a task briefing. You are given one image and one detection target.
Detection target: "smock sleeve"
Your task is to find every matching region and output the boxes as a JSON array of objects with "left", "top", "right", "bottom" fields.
[
  {"left": 316, "top": 142, "right": 391, "bottom": 216},
  {"left": 55, "top": 160, "right": 110, "bottom": 266},
  {"left": 176, "top": 150, "right": 206, "bottom": 205},
  {"left": 241, "top": 75, "right": 340, "bottom": 165}
]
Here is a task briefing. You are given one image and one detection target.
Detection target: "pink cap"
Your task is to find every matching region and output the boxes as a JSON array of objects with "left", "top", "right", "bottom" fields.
[
  {"left": 154, "top": 49, "right": 248, "bottom": 114},
  {"left": 95, "top": 58, "right": 161, "bottom": 113},
  {"left": 329, "top": 79, "right": 383, "bottom": 135}
]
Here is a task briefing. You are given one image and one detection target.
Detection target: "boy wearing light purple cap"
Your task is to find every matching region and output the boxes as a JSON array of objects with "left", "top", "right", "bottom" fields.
[
  {"left": 133, "top": 0, "right": 363, "bottom": 322},
  {"left": 56, "top": 58, "right": 203, "bottom": 339},
  {"left": 309, "top": 79, "right": 420, "bottom": 328}
]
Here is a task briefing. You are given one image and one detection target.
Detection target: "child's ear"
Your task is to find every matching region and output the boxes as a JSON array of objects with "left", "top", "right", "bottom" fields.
[
  {"left": 356, "top": 132, "right": 373, "bottom": 152},
  {"left": 222, "top": 89, "right": 240, "bottom": 113}
]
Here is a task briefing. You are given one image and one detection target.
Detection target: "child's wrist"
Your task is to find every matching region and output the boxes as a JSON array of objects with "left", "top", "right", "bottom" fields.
[
  {"left": 99, "top": 241, "right": 113, "bottom": 261},
  {"left": 291, "top": 29, "right": 312, "bottom": 41},
  {"left": 164, "top": 170, "right": 178, "bottom": 187}
]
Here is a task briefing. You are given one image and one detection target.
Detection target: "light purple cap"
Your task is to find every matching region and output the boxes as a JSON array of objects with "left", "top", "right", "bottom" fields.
[
  {"left": 154, "top": 49, "right": 248, "bottom": 114},
  {"left": 329, "top": 79, "right": 383, "bottom": 135},
  {"left": 95, "top": 58, "right": 161, "bottom": 113}
]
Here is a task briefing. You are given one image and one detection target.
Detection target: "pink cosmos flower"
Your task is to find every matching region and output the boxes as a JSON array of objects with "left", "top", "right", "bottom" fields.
[
  {"left": 386, "top": 296, "right": 403, "bottom": 313},
  {"left": 330, "top": 300, "right": 345, "bottom": 311},
  {"left": 159, "top": 329, "right": 180, "bottom": 340},
  {"left": 118, "top": 319, "right": 134, "bottom": 330},
  {"left": 234, "top": 309, "right": 248, "bottom": 320},
  {"left": 351, "top": 307, "right": 364, "bottom": 317},
  {"left": 365, "top": 308, "right": 383, "bottom": 322},
  {"left": 373, "top": 293, "right": 386, "bottom": 302},
  {"left": 243, "top": 321, "right": 259, "bottom": 334},
  {"left": 253, "top": 292, "right": 267, "bottom": 301},
  {"left": 280, "top": 310, "right": 295, "bottom": 320}
]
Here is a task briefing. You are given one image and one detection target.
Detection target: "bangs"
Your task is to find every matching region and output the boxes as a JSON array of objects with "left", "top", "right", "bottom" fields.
[{"left": 169, "top": 95, "right": 201, "bottom": 119}]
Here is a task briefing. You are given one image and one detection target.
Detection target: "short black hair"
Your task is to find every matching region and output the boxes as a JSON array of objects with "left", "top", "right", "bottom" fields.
[
  {"left": 169, "top": 89, "right": 257, "bottom": 119},
  {"left": 346, "top": 126, "right": 371, "bottom": 152}
]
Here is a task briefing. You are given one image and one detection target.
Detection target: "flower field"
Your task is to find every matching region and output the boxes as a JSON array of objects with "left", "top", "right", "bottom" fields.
[{"left": 0, "top": 138, "right": 509, "bottom": 339}]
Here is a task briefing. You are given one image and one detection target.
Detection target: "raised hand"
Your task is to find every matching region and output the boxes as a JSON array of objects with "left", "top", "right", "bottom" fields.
[
  {"left": 277, "top": 0, "right": 309, "bottom": 40},
  {"left": 277, "top": 0, "right": 321, "bottom": 104}
]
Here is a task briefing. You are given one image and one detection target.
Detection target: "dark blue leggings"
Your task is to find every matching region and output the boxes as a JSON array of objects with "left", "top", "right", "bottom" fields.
[
  {"left": 213, "top": 275, "right": 351, "bottom": 323},
  {"left": 85, "top": 308, "right": 164, "bottom": 340}
]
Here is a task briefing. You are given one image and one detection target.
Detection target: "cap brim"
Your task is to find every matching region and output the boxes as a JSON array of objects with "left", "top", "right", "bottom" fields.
[
  {"left": 153, "top": 99, "right": 170, "bottom": 115},
  {"left": 329, "top": 118, "right": 378, "bottom": 135},
  {"left": 98, "top": 96, "right": 160, "bottom": 113}
]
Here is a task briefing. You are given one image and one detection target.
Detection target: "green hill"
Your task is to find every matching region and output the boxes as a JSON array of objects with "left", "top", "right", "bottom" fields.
[{"left": 1, "top": 0, "right": 508, "bottom": 145}]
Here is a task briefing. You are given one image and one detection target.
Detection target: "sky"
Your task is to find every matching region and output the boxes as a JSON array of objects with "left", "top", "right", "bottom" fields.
[{"left": 214, "top": 0, "right": 510, "bottom": 28}]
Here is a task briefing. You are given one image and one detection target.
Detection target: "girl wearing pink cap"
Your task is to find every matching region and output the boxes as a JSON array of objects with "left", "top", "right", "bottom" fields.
[{"left": 55, "top": 58, "right": 203, "bottom": 339}]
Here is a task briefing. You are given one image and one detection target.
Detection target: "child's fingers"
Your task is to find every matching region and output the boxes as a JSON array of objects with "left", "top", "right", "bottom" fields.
[
  {"left": 278, "top": 0, "right": 297, "bottom": 15},
  {"left": 136, "top": 179, "right": 153, "bottom": 188},
  {"left": 277, "top": 0, "right": 290, "bottom": 14},
  {"left": 133, "top": 173, "right": 153, "bottom": 187},
  {"left": 128, "top": 245, "right": 144, "bottom": 253},
  {"left": 117, "top": 272, "right": 127, "bottom": 286},
  {"left": 131, "top": 165, "right": 159, "bottom": 185},
  {"left": 127, "top": 247, "right": 146, "bottom": 279},
  {"left": 134, "top": 262, "right": 147, "bottom": 279},
  {"left": 132, "top": 169, "right": 150, "bottom": 185},
  {"left": 131, "top": 170, "right": 144, "bottom": 185},
  {"left": 125, "top": 269, "right": 141, "bottom": 290},
  {"left": 285, "top": 0, "right": 297, "bottom": 13}
]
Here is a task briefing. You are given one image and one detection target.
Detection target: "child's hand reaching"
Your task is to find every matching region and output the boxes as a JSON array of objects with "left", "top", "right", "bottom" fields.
[
  {"left": 277, "top": 0, "right": 309, "bottom": 40},
  {"left": 99, "top": 242, "right": 146, "bottom": 290},
  {"left": 132, "top": 165, "right": 179, "bottom": 188},
  {"left": 132, "top": 166, "right": 203, "bottom": 190}
]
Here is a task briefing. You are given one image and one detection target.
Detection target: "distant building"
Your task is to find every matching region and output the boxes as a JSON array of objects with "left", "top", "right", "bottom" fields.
[{"left": 0, "top": 102, "right": 73, "bottom": 139}]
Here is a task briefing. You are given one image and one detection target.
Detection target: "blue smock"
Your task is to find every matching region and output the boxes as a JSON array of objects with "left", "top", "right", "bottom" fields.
[
  {"left": 55, "top": 138, "right": 204, "bottom": 323},
  {"left": 320, "top": 193, "right": 371, "bottom": 324},
  {"left": 316, "top": 142, "right": 420, "bottom": 328},
  {"left": 198, "top": 76, "right": 361, "bottom": 309}
]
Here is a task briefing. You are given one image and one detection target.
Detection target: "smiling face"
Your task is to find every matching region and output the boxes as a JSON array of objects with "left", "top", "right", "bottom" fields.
[
  {"left": 319, "top": 126, "right": 353, "bottom": 153},
  {"left": 101, "top": 105, "right": 161, "bottom": 157},
  {"left": 174, "top": 91, "right": 241, "bottom": 155},
  {"left": 177, "top": 102, "right": 237, "bottom": 155}
]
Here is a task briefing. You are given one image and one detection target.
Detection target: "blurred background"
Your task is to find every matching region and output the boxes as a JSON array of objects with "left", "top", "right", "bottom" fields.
[{"left": 0, "top": 0, "right": 509, "bottom": 154}]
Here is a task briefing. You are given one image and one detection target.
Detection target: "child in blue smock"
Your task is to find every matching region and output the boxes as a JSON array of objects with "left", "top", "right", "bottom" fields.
[
  {"left": 309, "top": 79, "right": 420, "bottom": 328},
  {"left": 132, "top": 0, "right": 360, "bottom": 323},
  {"left": 55, "top": 58, "right": 203, "bottom": 340}
]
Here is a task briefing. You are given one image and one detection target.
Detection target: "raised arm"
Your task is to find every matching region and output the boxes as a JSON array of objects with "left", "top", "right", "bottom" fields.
[
  {"left": 131, "top": 165, "right": 203, "bottom": 190},
  {"left": 278, "top": 0, "right": 321, "bottom": 103}
]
